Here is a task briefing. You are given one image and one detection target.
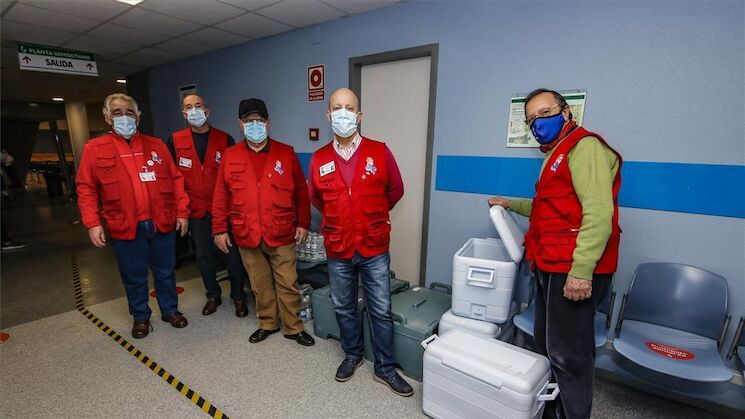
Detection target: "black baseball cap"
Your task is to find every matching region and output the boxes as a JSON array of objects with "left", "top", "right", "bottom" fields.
[{"left": 238, "top": 98, "right": 268, "bottom": 119}]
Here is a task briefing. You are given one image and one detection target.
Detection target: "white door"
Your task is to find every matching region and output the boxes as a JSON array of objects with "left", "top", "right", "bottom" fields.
[{"left": 360, "top": 56, "right": 431, "bottom": 284}]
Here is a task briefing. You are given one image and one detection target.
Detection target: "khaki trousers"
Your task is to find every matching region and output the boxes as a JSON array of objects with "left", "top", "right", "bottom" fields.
[{"left": 238, "top": 241, "right": 304, "bottom": 334}]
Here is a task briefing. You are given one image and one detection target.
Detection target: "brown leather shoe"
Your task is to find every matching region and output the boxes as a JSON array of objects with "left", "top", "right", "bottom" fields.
[
  {"left": 234, "top": 301, "right": 249, "bottom": 318},
  {"left": 202, "top": 298, "right": 222, "bottom": 315},
  {"left": 162, "top": 312, "right": 188, "bottom": 328},
  {"left": 132, "top": 320, "right": 151, "bottom": 339}
]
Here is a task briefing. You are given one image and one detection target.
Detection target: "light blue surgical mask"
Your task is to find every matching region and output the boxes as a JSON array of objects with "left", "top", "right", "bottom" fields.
[
  {"left": 330, "top": 109, "right": 358, "bottom": 138},
  {"left": 243, "top": 121, "right": 267, "bottom": 144},
  {"left": 186, "top": 108, "right": 207, "bottom": 128},
  {"left": 112, "top": 115, "right": 137, "bottom": 139}
]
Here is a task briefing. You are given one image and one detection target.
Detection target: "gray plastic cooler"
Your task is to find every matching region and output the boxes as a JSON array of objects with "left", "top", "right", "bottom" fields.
[
  {"left": 363, "top": 282, "right": 452, "bottom": 380},
  {"left": 312, "top": 276, "right": 410, "bottom": 340}
]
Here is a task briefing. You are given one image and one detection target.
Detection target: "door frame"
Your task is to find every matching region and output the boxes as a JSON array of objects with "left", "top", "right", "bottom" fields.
[{"left": 349, "top": 44, "right": 439, "bottom": 287}]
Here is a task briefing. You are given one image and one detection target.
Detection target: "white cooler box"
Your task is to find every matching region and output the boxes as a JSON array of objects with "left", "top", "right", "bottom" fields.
[
  {"left": 452, "top": 206, "right": 524, "bottom": 324},
  {"left": 439, "top": 305, "right": 516, "bottom": 341},
  {"left": 421, "top": 329, "right": 558, "bottom": 419}
]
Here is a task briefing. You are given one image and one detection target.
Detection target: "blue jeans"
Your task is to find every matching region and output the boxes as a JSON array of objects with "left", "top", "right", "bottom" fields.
[
  {"left": 190, "top": 213, "right": 247, "bottom": 302},
  {"left": 111, "top": 221, "right": 179, "bottom": 321},
  {"left": 328, "top": 251, "right": 396, "bottom": 378}
]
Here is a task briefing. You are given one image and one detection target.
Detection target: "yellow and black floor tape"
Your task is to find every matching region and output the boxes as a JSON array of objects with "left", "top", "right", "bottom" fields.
[{"left": 70, "top": 253, "right": 229, "bottom": 419}]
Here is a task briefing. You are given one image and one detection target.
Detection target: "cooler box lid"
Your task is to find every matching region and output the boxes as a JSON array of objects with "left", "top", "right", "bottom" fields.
[
  {"left": 392, "top": 286, "right": 451, "bottom": 336},
  {"left": 424, "top": 329, "right": 550, "bottom": 395},
  {"left": 489, "top": 205, "right": 524, "bottom": 263}
]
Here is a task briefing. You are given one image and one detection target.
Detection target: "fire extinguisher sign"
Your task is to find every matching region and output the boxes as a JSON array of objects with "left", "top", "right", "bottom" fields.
[{"left": 307, "top": 64, "right": 325, "bottom": 102}]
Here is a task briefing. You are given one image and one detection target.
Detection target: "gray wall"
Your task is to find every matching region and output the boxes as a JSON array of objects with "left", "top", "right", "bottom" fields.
[{"left": 147, "top": 0, "right": 745, "bottom": 353}]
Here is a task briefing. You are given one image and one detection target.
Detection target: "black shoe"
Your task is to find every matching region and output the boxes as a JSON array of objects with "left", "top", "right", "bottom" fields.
[
  {"left": 335, "top": 357, "right": 363, "bottom": 382},
  {"left": 234, "top": 301, "right": 249, "bottom": 318},
  {"left": 374, "top": 372, "right": 414, "bottom": 397},
  {"left": 1, "top": 240, "right": 26, "bottom": 251},
  {"left": 249, "top": 328, "right": 280, "bottom": 343},
  {"left": 202, "top": 297, "right": 222, "bottom": 315},
  {"left": 284, "top": 331, "right": 315, "bottom": 346}
]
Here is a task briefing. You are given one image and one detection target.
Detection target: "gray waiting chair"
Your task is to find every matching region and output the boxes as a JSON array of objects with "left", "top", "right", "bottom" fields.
[
  {"left": 513, "top": 285, "right": 613, "bottom": 348},
  {"left": 613, "top": 263, "right": 732, "bottom": 383},
  {"left": 726, "top": 317, "right": 745, "bottom": 375}
]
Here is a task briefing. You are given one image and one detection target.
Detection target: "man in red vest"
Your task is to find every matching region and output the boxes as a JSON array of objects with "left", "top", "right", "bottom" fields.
[
  {"left": 490, "top": 89, "right": 622, "bottom": 419},
  {"left": 212, "top": 98, "right": 315, "bottom": 347},
  {"left": 308, "top": 88, "right": 412, "bottom": 397},
  {"left": 164, "top": 94, "right": 248, "bottom": 318},
  {"left": 77, "top": 93, "right": 190, "bottom": 339}
]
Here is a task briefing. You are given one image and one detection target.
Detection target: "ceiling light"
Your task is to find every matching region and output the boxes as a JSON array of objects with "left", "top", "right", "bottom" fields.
[
  {"left": 29, "top": 103, "right": 39, "bottom": 107},
  {"left": 116, "top": 78, "right": 127, "bottom": 84},
  {"left": 116, "top": 0, "right": 144, "bottom": 5},
  {"left": 52, "top": 97, "right": 64, "bottom": 102}
]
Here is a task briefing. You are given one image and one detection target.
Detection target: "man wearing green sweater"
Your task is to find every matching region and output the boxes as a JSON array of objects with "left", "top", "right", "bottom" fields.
[{"left": 490, "top": 89, "right": 622, "bottom": 419}]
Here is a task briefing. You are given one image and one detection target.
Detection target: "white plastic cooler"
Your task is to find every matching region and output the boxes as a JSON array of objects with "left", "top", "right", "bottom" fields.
[
  {"left": 421, "top": 329, "right": 558, "bottom": 419},
  {"left": 438, "top": 304, "right": 516, "bottom": 341},
  {"left": 452, "top": 206, "right": 524, "bottom": 324}
]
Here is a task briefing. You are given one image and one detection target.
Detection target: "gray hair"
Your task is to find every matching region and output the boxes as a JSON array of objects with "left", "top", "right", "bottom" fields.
[
  {"left": 524, "top": 88, "right": 572, "bottom": 121},
  {"left": 102, "top": 93, "right": 141, "bottom": 118}
]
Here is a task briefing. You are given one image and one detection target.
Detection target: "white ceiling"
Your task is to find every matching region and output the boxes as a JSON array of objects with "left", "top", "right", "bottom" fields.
[{"left": 0, "top": 0, "right": 401, "bottom": 103}]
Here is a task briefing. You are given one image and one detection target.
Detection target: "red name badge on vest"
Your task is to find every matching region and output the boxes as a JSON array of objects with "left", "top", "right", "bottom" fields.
[
  {"left": 319, "top": 161, "right": 335, "bottom": 177},
  {"left": 179, "top": 157, "right": 192, "bottom": 168}
]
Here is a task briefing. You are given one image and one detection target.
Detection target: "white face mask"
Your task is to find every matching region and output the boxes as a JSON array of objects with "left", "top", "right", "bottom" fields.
[
  {"left": 112, "top": 115, "right": 137, "bottom": 139},
  {"left": 186, "top": 108, "right": 207, "bottom": 127},
  {"left": 330, "top": 109, "right": 358, "bottom": 138}
]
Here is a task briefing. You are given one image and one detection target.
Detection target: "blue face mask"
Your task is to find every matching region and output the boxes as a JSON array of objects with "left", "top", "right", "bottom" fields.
[
  {"left": 186, "top": 108, "right": 207, "bottom": 127},
  {"left": 112, "top": 115, "right": 137, "bottom": 139},
  {"left": 243, "top": 121, "right": 267, "bottom": 144},
  {"left": 530, "top": 113, "right": 565, "bottom": 145}
]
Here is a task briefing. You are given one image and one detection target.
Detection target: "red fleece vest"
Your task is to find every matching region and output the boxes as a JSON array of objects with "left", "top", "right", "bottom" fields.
[
  {"left": 83, "top": 134, "right": 179, "bottom": 240},
  {"left": 525, "top": 127, "right": 623, "bottom": 274},
  {"left": 217, "top": 140, "right": 298, "bottom": 248},
  {"left": 311, "top": 138, "right": 391, "bottom": 259},
  {"left": 172, "top": 127, "right": 228, "bottom": 219}
]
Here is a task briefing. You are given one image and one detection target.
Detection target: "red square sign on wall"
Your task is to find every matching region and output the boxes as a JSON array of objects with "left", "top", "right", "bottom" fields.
[{"left": 307, "top": 64, "right": 324, "bottom": 102}]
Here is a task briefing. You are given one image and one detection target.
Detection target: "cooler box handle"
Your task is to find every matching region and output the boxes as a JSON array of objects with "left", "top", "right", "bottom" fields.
[
  {"left": 442, "top": 355, "right": 502, "bottom": 389},
  {"left": 467, "top": 267, "right": 496, "bottom": 288},
  {"left": 421, "top": 334, "right": 438, "bottom": 349},
  {"left": 537, "top": 382, "right": 560, "bottom": 401},
  {"left": 429, "top": 282, "right": 452, "bottom": 294},
  {"left": 392, "top": 312, "right": 406, "bottom": 325}
]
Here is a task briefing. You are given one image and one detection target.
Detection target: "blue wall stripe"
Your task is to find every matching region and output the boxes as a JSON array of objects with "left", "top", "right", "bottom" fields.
[
  {"left": 435, "top": 155, "right": 745, "bottom": 219},
  {"left": 297, "top": 152, "right": 312, "bottom": 177}
]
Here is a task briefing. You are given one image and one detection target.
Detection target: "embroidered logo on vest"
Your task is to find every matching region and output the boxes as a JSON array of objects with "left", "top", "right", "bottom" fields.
[
  {"left": 550, "top": 154, "right": 564, "bottom": 172},
  {"left": 365, "top": 157, "right": 377, "bottom": 175}
]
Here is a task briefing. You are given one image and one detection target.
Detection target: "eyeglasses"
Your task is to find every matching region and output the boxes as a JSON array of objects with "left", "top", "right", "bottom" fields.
[
  {"left": 524, "top": 103, "right": 563, "bottom": 126},
  {"left": 241, "top": 117, "right": 266, "bottom": 123}
]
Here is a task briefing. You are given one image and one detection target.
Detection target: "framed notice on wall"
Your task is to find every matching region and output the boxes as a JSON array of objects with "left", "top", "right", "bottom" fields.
[
  {"left": 506, "top": 90, "right": 586, "bottom": 148},
  {"left": 307, "top": 64, "right": 325, "bottom": 101}
]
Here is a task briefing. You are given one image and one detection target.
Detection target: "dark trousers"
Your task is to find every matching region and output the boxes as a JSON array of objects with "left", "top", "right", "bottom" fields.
[
  {"left": 328, "top": 251, "right": 397, "bottom": 378},
  {"left": 111, "top": 221, "right": 179, "bottom": 321},
  {"left": 534, "top": 269, "right": 612, "bottom": 419},
  {"left": 189, "top": 213, "right": 248, "bottom": 302}
]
